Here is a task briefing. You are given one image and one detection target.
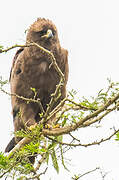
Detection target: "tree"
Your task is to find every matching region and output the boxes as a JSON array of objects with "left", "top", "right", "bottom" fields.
[{"left": 0, "top": 44, "right": 119, "bottom": 180}]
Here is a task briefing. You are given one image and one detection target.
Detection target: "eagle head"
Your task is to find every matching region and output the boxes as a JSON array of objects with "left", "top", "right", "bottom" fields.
[{"left": 26, "top": 18, "right": 60, "bottom": 49}]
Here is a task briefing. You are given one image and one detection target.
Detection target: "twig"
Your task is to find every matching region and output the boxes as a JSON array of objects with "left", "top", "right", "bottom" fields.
[
  {"left": 42, "top": 79, "right": 63, "bottom": 124},
  {"left": 0, "top": 42, "right": 65, "bottom": 81},
  {"left": 0, "top": 167, "right": 12, "bottom": 178},
  {"left": 0, "top": 87, "right": 44, "bottom": 113},
  {"left": 66, "top": 99, "right": 97, "bottom": 111},
  {"left": 82, "top": 106, "right": 116, "bottom": 127},
  {"left": 34, "top": 153, "right": 47, "bottom": 171},
  {"left": 29, "top": 167, "right": 48, "bottom": 180},
  {"left": 78, "top": 167, "right": 100, "bottom": 179},
  {"left": 0, "top": 44, "right": 28, "bottom": 53},
  {"left": 30, "top": 42, "right": 65, "bottom": 81}
]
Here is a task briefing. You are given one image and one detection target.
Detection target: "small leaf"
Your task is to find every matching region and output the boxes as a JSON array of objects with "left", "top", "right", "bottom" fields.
[
  {"left": 57, "top": 135, "right": 63, "bottom": 142},
  {"left": 30, "top": 87, "right": 37, "bottom": 98},
  {"left": 115, "top": 132, "right": 119, "bottom": 141}
]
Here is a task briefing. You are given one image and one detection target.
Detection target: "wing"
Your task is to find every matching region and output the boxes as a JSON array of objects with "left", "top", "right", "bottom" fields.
[
  {"left": 61, "top": 48, "right": 69, "bottom": 83},
  {"left": 59, "top": 48, "right": 69, "bottom": 98},
  {"left": 9, "top": 47, "right": 24, "bottom": 81}
]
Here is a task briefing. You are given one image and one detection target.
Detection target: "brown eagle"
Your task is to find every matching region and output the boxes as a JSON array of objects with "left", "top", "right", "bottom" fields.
[{"left": 5, "top": 18, "right": 69, "bottom": 156}]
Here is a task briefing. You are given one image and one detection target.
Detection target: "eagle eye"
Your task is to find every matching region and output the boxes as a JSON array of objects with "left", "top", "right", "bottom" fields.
[{"left": 36, "top": 29, "right": 47, "bottom": 37}]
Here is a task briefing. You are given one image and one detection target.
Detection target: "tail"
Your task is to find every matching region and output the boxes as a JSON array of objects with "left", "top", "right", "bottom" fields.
[
  {"left": 5, "top": 137, "right": 35, "bottom": 164},
  {"left": 5, "top": 137, "right": 16, "bottom": 152}
]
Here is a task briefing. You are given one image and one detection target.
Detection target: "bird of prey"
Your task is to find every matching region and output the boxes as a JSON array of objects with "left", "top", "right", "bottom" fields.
[{"left": 5, "top": 18, "right": 69, "bottom": 159}]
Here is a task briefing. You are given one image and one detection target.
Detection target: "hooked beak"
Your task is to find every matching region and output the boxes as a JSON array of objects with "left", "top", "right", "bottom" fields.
[{"left": 41, "top": 29, "right": 53, "bottom": 39}]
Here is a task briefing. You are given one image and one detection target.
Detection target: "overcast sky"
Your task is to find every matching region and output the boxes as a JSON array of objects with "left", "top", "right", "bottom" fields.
[{"left": 0, "top": 0, "right": 119, "bottom": 179}]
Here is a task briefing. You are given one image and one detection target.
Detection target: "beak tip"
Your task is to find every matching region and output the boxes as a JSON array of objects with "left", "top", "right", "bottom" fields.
[{"left": 47, "top": 29, "right": 53, "bottom": 38}]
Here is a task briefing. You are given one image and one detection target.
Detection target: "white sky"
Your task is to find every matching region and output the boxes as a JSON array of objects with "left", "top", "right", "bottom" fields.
[{"left": 0, "top": 0, "right": 119, "bottom": 179}]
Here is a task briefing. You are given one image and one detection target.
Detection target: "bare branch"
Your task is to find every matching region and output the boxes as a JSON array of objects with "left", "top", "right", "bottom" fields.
[
  {"left": 0, "top": 87, "right": 44, "bottom": 113},
  {"left": 78, "top": 167, "right": 100, "bottom": 179},
  {"left": 29, "top": 167, "right": 48, "bottom": 180},
  {"left": 46, "top": 129, "right": 119, "bottom": 147},
  {"left": 34, "top": 153, "right": 47, "bottom": 172},
  {"left": 0, "top": 44, "right": 28, "bottom": 53}
]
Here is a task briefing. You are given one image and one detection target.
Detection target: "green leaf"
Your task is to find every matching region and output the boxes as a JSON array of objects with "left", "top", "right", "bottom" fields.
[
  {"left": 59, "top": 144, "right": 69, "bottom": 171},
  {"left": 62, "top": 118, "right": 67, "bottom": 127},
  {"left": 24, "top": 142, "right": 40, "bottom": 154},
  {"left": 115, "top": 132, "right": 119, "bottom": 141},
  {"left": 0, "top": 45, "right": 3, "bottom": 52},
  {"left": 0, "top": 77, "right": 8, "bottom": 87},
  {"left": 46, "top": 153, "right": 49, "bottom": 165},
  {"left": 0, "top": 152, "right": 8, "bottom": 168},
  {"left": 30, "top": 87, "right": 37, "bottom": 98},
  {"left": 51, "top": 148, "right": 59, "bottom": 173},
  {"left": 57, "top": 135, "right": 63, "bottom": 142}
]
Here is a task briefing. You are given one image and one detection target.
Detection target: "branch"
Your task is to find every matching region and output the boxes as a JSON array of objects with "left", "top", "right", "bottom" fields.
[
  {"left": 34, "top": 153, "right": 47, "bottom": 172},
  {"left": 9, "top": 124, "right": 117, "bottom": 159},
  {"left": 82, "top": 105, "right": 116, "bottom": 127},
  {"left": 0, "top": 42, "right": 65, "bottom": 118},
  {"left": 0, "top": 87, "right": 44, "bottom": 113},
  {"left": 46, "top": 128, "right": 119, "bottom": 147},
  {"left": 0, "top": 44, "right": 28, "bottom": 53},
  {"left": 29, "top": 167, "right": 48, "bottom": 180},
  {"left": 30, "top": 42, "right": 65, "bottom": 81},
  {"left": 42, "top": 93, "right": 119, "bottom": 136},
  {"left": 0, "top": 42, "right": 65, "bottom": 81},
  {"left": 78, "top": 167, "right": 100, "bottom": 179},
  {"left": 66, "top": 99, "right": 97, "bottom": 111},
  {"left": 41, "top": 79, "right": 63, "bottom": 124}
]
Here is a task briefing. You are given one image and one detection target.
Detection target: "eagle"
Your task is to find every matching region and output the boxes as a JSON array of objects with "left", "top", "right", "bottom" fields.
[{"left": 5, "top": 18, "right": 69, "bottom": 158}]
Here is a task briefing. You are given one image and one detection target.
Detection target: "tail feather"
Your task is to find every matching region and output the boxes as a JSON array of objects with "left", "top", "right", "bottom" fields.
[
  {"left": 5, "top": 137, "right": 35, "bottom": 164},
  {"left": 5, "top": 137, "right": 16, "bottom": 152}
]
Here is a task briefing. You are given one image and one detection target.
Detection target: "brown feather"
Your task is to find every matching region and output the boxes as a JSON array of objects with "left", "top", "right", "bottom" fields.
[{"left": 5, "top": 18, "right": 69, "bottom": 163}]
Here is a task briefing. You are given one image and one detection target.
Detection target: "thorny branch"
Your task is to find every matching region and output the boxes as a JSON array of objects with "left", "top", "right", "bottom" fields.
[
  {"left": 0, "top": 87, "right": 44, "bottom": 113},
  {"left": 1, "top": 43, "right": 119, "bottom": 178},
  {"left": 0, "top": 42, "right": 65, "bottom": 81},
  {"left": 46, "top": 128, "right": 119, "bottom": 147},
  {"left": 1, "top": 43, "right": 119, "bottom": 141},
  {"left": 42, "top": 93, "right": 119, "bottom": 136}
]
